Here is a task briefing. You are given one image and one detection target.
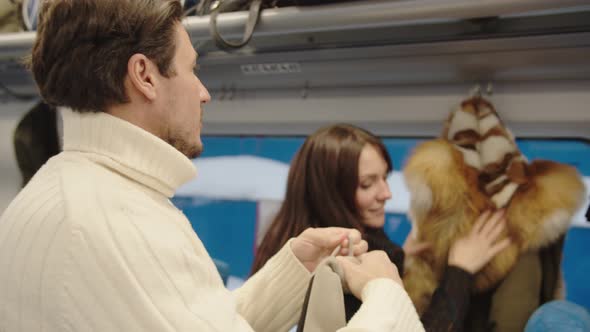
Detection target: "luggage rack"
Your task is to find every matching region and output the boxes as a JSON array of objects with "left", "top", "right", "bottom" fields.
[{"left": 1, "top": 0, "right": 590, "bottom": 99}]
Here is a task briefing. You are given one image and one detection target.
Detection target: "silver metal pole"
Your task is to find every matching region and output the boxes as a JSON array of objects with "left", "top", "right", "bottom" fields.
[{"left": 183, "top": 0, "right": 590, "bottom": 39}]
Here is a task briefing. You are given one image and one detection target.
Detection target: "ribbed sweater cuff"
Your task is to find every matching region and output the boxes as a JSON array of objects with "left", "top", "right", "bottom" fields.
[
  {"left": 264, "top": 238, "right": 311, "bottom": 287},
  {"left": 262, "top": 238, "right": 311, "bottom": 301},
  {"left": 236, "top": 239, "right": 311, "bottom": 330},
  {"left": 348, "top": 279, "right": 424, "bottom": 332}
]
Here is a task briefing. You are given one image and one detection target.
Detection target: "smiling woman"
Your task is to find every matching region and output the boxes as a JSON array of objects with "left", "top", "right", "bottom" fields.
[
  {"left": 355, "top": 143, "right": 393, "bottom": 228},
  {"left": 250, "top": 125, "right": 393, "bottom": 276},
  {"left": 249, "top": 123, "right": 511, "bottom": 332}
]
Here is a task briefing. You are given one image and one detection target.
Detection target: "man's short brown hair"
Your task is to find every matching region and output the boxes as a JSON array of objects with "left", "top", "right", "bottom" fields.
[{"left": 29, "top": 0, "right": 183, "bottom": 112}]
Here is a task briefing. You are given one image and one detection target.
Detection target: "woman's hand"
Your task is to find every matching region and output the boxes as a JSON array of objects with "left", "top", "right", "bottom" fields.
[
  {"left": 403, "top": 226, "right": 432, "bottom": 256},
  {"left": 291, "top": 227, "right": 368, "bottom": 272},
  {"left": 448, "top": 210, "right": 512, "bottom": 274}
]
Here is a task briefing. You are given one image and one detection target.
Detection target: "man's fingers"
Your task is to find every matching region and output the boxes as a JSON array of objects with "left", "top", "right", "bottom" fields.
[
  {"left": 347, "top": 229, "right": 362, "bottom": 245},
  {"left": 321, "top": 227, "right": 362, "bottom": 248},
  {"left": 357, "top": 250, "right": 389, "bottom": 263},
  {"left": 340, "top": 240, "right": 368, "bottom": 256},
  {"left": 350, "top": 239, "right": 368, "bottom": 256},
  {"left": 309, "top": 227, "right": 348, "bottom": 249},
  {"left": 336, "top": 256, "right": 359, "bottom": 274}
]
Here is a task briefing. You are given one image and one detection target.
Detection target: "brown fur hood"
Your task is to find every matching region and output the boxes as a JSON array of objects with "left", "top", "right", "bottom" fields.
[{"left": 402, "top": 97, "right": 587, "bottom": 314}]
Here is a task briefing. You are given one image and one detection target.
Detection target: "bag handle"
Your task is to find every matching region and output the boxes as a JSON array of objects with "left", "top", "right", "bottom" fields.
[
  {"left": 296, "top": 235, "right": 354, "bottom": 332},
  {"left": 209, "top": 0, "right": 263, "bottom": 51}
]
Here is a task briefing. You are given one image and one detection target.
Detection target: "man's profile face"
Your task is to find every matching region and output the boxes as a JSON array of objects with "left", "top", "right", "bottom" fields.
[{"left": 157, "top": 23, "right": 211, "bottom": 159}]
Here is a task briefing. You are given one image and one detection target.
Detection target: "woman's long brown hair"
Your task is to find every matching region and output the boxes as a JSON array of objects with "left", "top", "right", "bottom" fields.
[{"left": 250, "top": 124, "right": 392, "bottom": 274}]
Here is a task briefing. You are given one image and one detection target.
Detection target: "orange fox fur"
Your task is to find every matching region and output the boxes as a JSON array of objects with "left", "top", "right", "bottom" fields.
[{"left": 402, "top": 139, "right": 586, "bottom": 314}]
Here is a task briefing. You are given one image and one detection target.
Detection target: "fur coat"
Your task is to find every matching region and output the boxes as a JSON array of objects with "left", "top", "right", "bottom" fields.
[{"left": 402, "top": 97, "right": 587, "bottom": 327}]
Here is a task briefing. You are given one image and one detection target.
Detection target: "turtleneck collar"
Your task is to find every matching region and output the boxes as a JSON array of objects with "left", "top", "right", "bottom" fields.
[{"left": 60, "top": 108, "right": 197, "bottom": 197}]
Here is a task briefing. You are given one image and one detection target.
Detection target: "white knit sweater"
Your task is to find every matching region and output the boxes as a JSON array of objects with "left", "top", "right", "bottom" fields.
[{"left": 0, "top": 110, "right": 423, "bottom": 332}]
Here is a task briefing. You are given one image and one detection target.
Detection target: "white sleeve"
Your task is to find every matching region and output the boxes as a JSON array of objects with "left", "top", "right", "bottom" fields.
[
  {"left": 61, "top": 222, "right": 257, "bottom": 332},
  {"left": 234, "top": 239, "right": 312, "bottom": 332},
  {"left": 340, "top": 279, "right": 425, "bottom": 332}
]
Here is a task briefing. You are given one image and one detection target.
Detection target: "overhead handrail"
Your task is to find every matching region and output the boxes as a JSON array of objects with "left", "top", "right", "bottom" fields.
[
  {"left": 183, "top": 0, "right": 590, "bottom": 40},
  {"left": 1, "top": 0, "right": 589, "bottom": 48}
]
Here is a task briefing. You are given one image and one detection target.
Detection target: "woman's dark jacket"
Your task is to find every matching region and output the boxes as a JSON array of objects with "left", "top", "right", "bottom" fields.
[{"left": 344, "top": 228, "right": 473, "bottom": 332}]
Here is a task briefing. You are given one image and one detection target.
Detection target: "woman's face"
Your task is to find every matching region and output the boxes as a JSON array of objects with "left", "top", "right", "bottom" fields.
[{"left": 355, "top": 144, "right": 392, "bottom": 228}]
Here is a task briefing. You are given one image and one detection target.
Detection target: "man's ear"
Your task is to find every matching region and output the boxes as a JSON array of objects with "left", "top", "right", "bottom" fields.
[{"left": 127, "top": 53, "right": 158, "bottom": 101}]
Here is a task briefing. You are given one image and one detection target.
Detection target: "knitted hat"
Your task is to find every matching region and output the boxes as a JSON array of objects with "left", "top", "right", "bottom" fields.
[{"left": 442, "top": 97, "right": 528, "bottom": 208}]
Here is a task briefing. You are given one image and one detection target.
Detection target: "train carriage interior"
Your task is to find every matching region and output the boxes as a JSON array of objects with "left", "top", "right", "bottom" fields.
[{"left": 1, "top": 0, "right": 589, "bottom": 327}]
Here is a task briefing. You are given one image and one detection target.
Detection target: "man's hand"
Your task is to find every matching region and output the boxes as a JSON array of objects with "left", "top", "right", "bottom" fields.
[
  {"left": 337, "top": 251, "right": 402, "bottom": 300},
  {"left": 291, "top": 227, "right": 368, "bottom": 272}
]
